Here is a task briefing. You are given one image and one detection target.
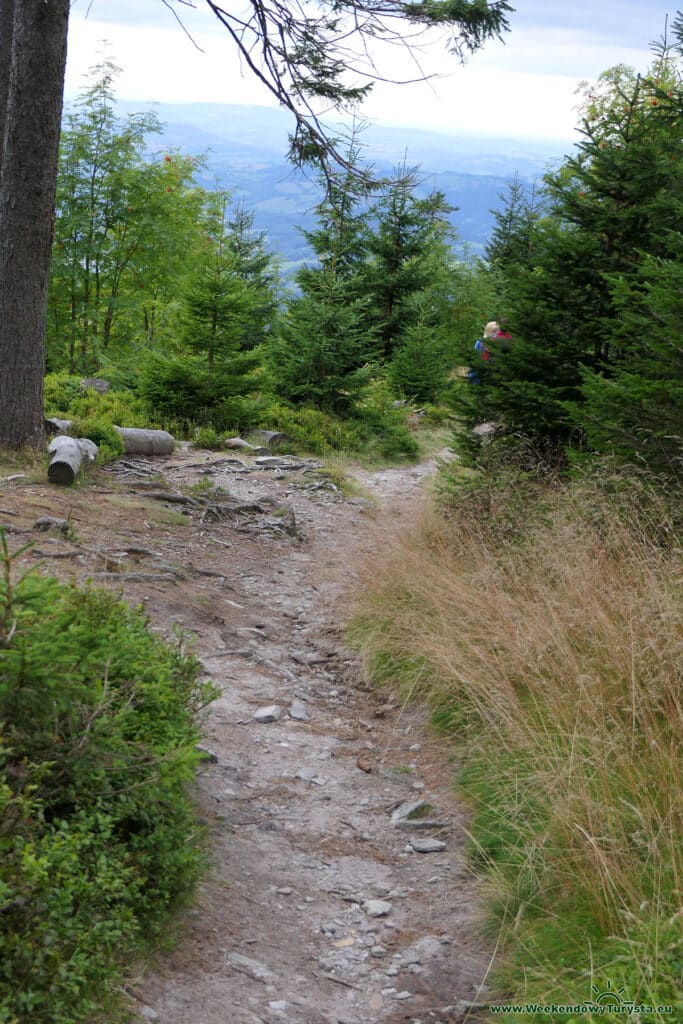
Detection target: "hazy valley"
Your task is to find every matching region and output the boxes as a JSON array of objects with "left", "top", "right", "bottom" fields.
[{"left": 117, "top": 100, "right": 571, "bottom": 268}]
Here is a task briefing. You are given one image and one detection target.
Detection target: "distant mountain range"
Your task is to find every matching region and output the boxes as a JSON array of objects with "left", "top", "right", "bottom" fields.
[{"left": 117, "top": 101, "right": 574, "bottom": 269}]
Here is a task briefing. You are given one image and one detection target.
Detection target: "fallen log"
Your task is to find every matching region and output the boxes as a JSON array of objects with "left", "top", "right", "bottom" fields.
[
  {"left": 114, "top": 427, "right": 174, "bottom": 456},
  {"left": 46, "top": 420, "right": 175, "bottom": 457},
  {"left": 47, "top": 435, "right": 98, "bottom": 486},
  {"left": 248, "top": 429, "right": 291, "bottom": 451},
  {"left": 45, "top": 417, "right": 72, "bottom": 435}
]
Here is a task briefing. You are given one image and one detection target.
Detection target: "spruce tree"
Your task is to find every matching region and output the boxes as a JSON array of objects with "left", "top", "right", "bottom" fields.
[
  {"left": 579, "top": 241, "right": 683, "bottom": 481},
  {"left": 388, "top": 304, "right": 451, "bottom": 403},
  {"left": 225, "top": 201, "right": 278, "bottom": 350},
  {"left": 363, "top": 177, "right": 455, "bottom": 360},
  {"left": 272, "top": 271, "right": 376, "bottom": 415},
  {"left": 485, "top": 37, "right": 683, "bottom": 453},
  {"left": 485, "top": 173, "right": 545, "bottom": 275},
  {"left": 154, "top": 191, "right": 263, "bottom": 428},
  {"left": 269, "top": 158, "right": 377, "bottom": 415}
]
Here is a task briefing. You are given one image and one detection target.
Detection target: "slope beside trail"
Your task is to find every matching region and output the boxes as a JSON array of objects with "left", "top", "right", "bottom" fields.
[{"left": 2, "top": 445, "right": 492, "bottom": 1024}]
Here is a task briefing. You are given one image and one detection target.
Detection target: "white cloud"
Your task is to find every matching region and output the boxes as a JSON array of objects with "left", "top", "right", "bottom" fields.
[
  {"left": 363, "top": 66, "right": 581, "bottom": 140},
  {"left": 65, "top": 19, "right": 275, "bottom": 105},
  {"left": 473, "top": 27, "right": 653, "bottom": 78},
  {"left": 65, "top": 1, "right": 676, "bottom": 141}
]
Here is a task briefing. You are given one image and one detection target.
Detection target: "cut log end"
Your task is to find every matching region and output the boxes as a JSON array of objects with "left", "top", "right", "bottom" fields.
[
  {"left": 47, "top": 460, "right": 77, "bottom": 486},
  {"left": 47, "top": 435, "right": 98, "bottom": 486}
]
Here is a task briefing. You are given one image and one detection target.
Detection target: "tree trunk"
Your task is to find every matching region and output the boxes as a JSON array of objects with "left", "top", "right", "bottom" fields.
[
  {"left": 0, "top": 0, "right": 69, "bottom": 448},
  {"left": 0, "top": 0, "right": 17, "bottom": 177}
]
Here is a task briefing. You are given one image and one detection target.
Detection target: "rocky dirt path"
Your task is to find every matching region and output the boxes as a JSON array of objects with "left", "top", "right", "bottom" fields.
[{"left": 1, "top": 446, "right": 492, "bottom": 1024}]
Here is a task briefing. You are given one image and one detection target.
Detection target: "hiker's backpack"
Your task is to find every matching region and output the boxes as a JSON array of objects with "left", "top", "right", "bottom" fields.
[{"left": 474, "top": 338, "right": 492, "bottom": 361}]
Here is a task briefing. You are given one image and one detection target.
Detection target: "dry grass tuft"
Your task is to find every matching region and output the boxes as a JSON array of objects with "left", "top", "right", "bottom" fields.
[{"left": 351, "top": 471, "right": 682, "bottom": 1013}]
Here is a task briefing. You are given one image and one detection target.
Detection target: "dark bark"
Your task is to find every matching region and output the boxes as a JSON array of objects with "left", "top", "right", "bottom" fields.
[
  {"left": 0, "top": 0, "right": 16, "bottom": 177},
  {"left": 0, "top": 0, "right": 69, "bottom": 448}
]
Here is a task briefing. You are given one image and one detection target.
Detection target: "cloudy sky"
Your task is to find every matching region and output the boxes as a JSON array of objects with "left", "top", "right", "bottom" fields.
[{"left": 65, "top": 1, "right": 679, "bottom": 141}]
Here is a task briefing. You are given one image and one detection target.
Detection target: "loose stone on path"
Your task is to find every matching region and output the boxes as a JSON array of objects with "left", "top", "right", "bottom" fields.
[
  {"left": 390, "top": 799, "right": 431, "bottom": 823},
  {"left": 288, "top": 699, "right": 310, "bottom": 721},
  {"left": 296, "top": 766, "right": 325, "bottom": 785},
  {"left": 139, "top": 1007, "right": 159, "bottom": 1022},
  {"left": 226, "top": 952, "right": 276, "bottom": 984},
  {"left": 409, "top": 837, "right": 447, "bottom": 853},
  {"left": 253, "top": 704, "right": 282, "bottom": 723},
  {"left": 363, "top": 899, "right": 392, "bottom": 918}
]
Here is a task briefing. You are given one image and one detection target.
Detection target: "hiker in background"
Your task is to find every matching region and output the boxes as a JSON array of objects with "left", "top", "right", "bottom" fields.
[
  {"left": 469, "top": 321, "right": 499, "bottom": 383},
  {"left": 475, "top": 321, "right": 499, "bottom": 362}
]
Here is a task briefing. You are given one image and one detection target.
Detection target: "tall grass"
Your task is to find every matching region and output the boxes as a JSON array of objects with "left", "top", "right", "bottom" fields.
[{"left": 351, "top": 468, "right": 682, "bottom": 1020}]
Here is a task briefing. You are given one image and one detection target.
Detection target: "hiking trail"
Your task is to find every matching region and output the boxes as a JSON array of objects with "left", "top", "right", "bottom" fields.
[{"left": 3, "top": 445, "right": 492, "bottom": 1024}]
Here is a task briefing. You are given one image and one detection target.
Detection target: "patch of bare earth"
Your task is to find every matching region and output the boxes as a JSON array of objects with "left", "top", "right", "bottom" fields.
[{"left": 1, "top": 447, "right": 492, "bottom": 1024}]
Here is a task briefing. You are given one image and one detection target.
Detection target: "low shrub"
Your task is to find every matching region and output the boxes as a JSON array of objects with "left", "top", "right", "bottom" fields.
[
  {"left": 44, "top": 374, "right": 155, "bottom": 430},
  {"left": 138, "top": 353, "right": 260, "bottom": 435},
  {"left": 358, "top": 408, "right": 420, "bottom": 462},
  {"left": 68, "top": 417, "right": 125, "bottom": 465},
  {"left": 44, "top": 372, "right": 84, "bottom": 416},
  {"left": 67, "top": 390, "right": 156, "bottom": 430},
  {"left": 419, "top": 403, "right": 454, "bottom": 427},
  {"left": 0, "top": 532, "right": 216, "bottom": 1024},
  {"left": 261, "top": 401, "right": 420, "bottom": 462},
  {"left": 356, "top": 378, "right": 421, "bottom": 461},
  {"left": 264, "top": 403, "right": 366, "bottom": 455},
  {"left": 192, "top": 426, "right": 225, "bottom": 451}
]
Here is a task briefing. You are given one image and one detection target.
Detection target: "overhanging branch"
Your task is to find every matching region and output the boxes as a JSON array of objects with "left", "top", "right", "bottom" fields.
[{"left": 191, "top": 0, "right": 512, "bottom": 174}]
